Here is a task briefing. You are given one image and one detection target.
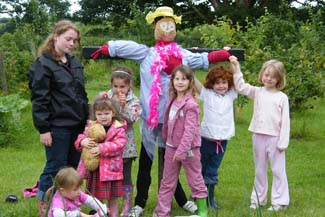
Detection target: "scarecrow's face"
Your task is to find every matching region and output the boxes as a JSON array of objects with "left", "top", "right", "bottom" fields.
[{"left": 154, "top": 17, "right": 176, "bottom": 42}]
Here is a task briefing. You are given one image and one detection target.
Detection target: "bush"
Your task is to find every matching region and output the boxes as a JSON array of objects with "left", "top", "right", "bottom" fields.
[
  {"left": 236, "top": 9, "right": 324, "bottom": 112},
  {"left": 0, "top": 94, "right": 28, "bottom": 146}
]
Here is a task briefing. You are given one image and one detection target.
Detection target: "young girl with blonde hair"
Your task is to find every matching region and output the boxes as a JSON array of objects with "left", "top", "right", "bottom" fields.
[
  {"left": 230, "top": 56, "right": 290, "bottom": 212},
  {"left": 47, "top": 167, "right": 107, "bottom": 217}
]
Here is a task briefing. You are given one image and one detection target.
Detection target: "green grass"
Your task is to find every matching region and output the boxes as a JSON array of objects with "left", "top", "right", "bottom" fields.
[{"left": 1, "top": 69, "right": 325, "bottom": 216}]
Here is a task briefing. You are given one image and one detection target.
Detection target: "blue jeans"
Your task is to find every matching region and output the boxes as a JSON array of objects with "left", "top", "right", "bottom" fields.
[
  {"left": 200, "top": 137, "right": 228, "bottom": 185},
  {"left": 36, "top": 126, "right": 83, "bottom": 202}
]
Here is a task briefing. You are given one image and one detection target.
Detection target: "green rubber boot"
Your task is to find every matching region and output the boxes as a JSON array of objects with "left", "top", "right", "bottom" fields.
[{"left": 196, "top": 198, "right": 208, "bottom": 217}]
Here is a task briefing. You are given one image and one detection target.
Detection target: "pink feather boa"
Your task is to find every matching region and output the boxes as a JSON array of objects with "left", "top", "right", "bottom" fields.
[{"left": 146, "top": 41, "right": 183, "bottom": 128}]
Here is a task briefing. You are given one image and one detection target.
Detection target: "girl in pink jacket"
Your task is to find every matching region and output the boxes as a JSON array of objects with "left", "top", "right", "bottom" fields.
[
  {"left": 153, "top": 65, "right": 208, "bottom": 217},
  {"left": 75, "top": 95, "right": 127, "bottom": 217}
]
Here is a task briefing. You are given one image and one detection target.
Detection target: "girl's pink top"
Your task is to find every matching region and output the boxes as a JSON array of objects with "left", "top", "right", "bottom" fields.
[
  {"left": 162, "top": 94, "right": 201, "bottom": 160},
  {"left": 234, "top": 72, "right": 290, "bottom": 149}
]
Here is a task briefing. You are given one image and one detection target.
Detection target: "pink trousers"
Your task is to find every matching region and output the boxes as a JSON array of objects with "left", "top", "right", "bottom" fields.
[
  {"left": 153, "top": 147, "right": 207, "bottom": 217},
  {"left": 251, "top": 134, "right": 290, "bottom": 206}
]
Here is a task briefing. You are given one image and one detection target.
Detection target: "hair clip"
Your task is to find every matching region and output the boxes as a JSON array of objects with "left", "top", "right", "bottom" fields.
[
  {"left": 113, "top": 70, "right": 131, "bottom": 77},
  {"left": 101, "top": 92, "right": 109, "bottom": 98}
]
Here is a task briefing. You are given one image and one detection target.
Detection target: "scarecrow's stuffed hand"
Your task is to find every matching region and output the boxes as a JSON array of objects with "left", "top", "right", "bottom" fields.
[
  {"left": 208, "top": 49, "right": 230, "bottom": 63},
  {"left": 165, "top": 54, "right": 182, "bottom": 75},
  {"left": 91, "top": 44, "right": 110, "bottom": 60}
]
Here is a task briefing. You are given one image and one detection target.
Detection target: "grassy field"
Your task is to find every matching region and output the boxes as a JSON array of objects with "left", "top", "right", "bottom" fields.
[{"left": 0, "top": 69, "right": 324, "bottom": 217}]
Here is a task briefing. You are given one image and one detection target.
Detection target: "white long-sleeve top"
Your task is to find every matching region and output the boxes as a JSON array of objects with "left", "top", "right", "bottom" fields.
[
  {"left": 200, "top": 87, "right": 237, "bottom": 140},
  {"left": 233, "top": 71, "right": 290, "bottom": 150}
]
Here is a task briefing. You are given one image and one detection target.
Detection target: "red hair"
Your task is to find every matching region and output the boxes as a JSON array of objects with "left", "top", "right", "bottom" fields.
[{"left": 203, "top": 66, "right": 234, "bottom": 90}]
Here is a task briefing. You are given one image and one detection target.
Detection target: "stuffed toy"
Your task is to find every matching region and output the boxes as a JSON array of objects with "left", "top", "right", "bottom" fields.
[{"left": 81, "top": 122, "right": 106, "bottom": 171}]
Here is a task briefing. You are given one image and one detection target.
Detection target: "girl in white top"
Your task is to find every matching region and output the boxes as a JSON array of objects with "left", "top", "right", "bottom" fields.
[
  {"left": 229, "top": 56, "right": 290, "bottom": 212},
  {"left": 194, "top": 65, "right": 237, "bottom": 209}
]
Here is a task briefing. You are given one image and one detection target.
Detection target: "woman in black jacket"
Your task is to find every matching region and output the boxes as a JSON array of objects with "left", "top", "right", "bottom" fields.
[{"left": 28, "top": 20, "right": 89, "bottom": 217}]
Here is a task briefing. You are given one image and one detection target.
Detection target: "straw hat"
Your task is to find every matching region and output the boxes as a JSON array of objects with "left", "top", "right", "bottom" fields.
[{"left": 146, "top": 6, "right": 182, "bottom": 24}]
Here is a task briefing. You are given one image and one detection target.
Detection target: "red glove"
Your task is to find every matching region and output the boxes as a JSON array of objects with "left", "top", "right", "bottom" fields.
[
  {"left": 91, "top": 44, "right": 109, "bottom": 60},
  {"left": 208, "top": 49, "right": 230, "bottom": 63},
  {"left": 165, "top": 55, "right": 182, "bottom": 75}
]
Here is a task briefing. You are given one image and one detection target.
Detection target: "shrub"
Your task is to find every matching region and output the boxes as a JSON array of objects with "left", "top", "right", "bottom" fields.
[{"left": 0, "top": 94, "right": 28, "bottom": 146}]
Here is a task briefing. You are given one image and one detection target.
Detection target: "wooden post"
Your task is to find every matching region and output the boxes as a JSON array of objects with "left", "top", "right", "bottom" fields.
[{"left": 0, "top": 50, "right": 8, "bottom": 95}]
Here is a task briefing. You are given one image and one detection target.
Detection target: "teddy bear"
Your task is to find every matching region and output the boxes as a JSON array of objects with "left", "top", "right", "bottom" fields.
[{"left": 81, "top": 122, "right": 106, "bottom": 171}]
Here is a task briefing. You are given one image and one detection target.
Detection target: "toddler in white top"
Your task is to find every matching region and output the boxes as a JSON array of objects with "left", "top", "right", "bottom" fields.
[
  {"left": 194, "top": 64, "right": 237, "bottom": 209},
  {"left": 230, "top": 56, "right": 290, "bottom": 212}
]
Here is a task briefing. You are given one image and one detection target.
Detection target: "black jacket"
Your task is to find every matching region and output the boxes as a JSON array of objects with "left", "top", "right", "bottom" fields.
[{"left": 29, "top": 52, "right": 89, "bottom": 133}]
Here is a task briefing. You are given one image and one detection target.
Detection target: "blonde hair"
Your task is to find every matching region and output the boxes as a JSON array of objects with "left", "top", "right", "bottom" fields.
[
  {"left": 38, "top": 20, "right": 80, "bottom": 62},
  {"left": 169, "top": 65, "right": 196, "bottom": 98},
  {"left": 258, "top": 59, "right": 286, "bottom": 90},
  {"left": 46, "top": 167, "right": 83, "bottom": 200}
]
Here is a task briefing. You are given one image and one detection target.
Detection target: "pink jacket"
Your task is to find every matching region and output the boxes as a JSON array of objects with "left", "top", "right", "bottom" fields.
[
  {"left": 75, "top": 120, "right": 127, "bottom": 181},
  {"left": 162, "top": 94, "right": 201, "bottom": 160}
]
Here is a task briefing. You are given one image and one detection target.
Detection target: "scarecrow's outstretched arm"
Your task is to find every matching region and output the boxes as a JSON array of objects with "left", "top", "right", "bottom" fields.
[{"left": 83, "top": 46, "right": 245, "bottom": 61}]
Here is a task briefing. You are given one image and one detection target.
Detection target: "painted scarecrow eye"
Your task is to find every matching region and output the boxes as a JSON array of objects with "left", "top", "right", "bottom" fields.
[
  {"left": 167, "top": 22, "right": 175, "bottom": 31},
  {"left": 159, "top": 22, "right": 168, "bottom": 31}
]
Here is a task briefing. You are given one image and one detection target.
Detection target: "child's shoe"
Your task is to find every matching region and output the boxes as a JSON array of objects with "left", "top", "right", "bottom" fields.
[
  {"left": 250, "top": 199, "right": 267, "bottom": 210},
  {"left": 250, "top": 203, "right": 258, "bottom": 210},
  {"left": 195, "top": 198, "right": 208, "bottom": 217},
  {"left": 250, "top": 202, "right": 266, "bottom": 210},
  {"left": 128, "top": 205, "right": 144, "bottom": 217},
  {"left": 182, "top": 200, "right": 197, "bottom": 213},
  {"left": 267, "top": 204, "right": 287, "bottom": 211},
  {"left": 121, "top": 185, "right": 133, "bottom": 217},
  {"left": 207, "top": 184, "right": 220, "bottom": 209}
]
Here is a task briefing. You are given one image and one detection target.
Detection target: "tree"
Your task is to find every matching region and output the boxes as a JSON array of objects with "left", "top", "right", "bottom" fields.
[
  {"left": 77, "top": 0, "right": 136, "bottom": 24},
  {"left": 75, "top": 0, "right": 324, "bottom": 28},
  {"left": 0, "top": 0, "right": 71, "bottom": 21},
  {"left": 0, "top": 0, "right": 28, "bottom": 18},
  {"left": 38, "top": 0, "right": 71, "bottom": 20}
]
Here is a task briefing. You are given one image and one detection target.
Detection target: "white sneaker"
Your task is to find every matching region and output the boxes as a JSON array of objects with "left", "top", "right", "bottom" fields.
[
  {"left": 250, "top": 203, "right": 258, "bottom": 210},
  {"left": 250, "top": 202, "right": 266, "bottom": 210},
  {"left": 267, "top": 205, "right": 287, "bottom": 211},
  {"left": 128, "top": 205, "right": 144, "bottom": 217},
  {"left": 182, "top": 201, "right": 197, "bottom": 213}
]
